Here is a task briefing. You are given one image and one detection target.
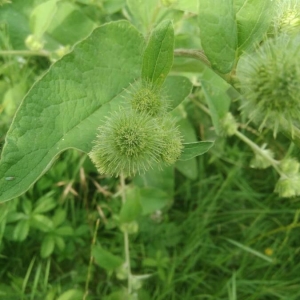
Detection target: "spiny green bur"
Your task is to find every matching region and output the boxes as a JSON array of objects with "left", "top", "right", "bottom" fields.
[
  {"left": 89, "top": 109, "right": 165, "bottom": 177},
  {"left": 159, "top": 117, "right": 183, "bottom": 164},
  {"left": 89, "top": 109, "right": 183, "bottom": 177},
  {"left": 237, "top": 34, "right": 300, "bottom": 135},
  {"left": 129, "top": 81, "right": 168, "bottom": 117},
  {"left": 90, "top": 84, "right": 183, "bottom": 177},
  {"left": 131, "top": 87, "right": 162, "bottom": 116}
]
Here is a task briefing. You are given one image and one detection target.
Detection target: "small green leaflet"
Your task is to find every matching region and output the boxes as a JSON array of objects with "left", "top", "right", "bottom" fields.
[
  {"left": 142, "top": 20, "right": 174, "bottom": 86},
  {"left": 179, "top": 141, "right": 214, "bottom": 161},
  {"left": 198, "top": 0, "right": 237, "bottom": 73}
]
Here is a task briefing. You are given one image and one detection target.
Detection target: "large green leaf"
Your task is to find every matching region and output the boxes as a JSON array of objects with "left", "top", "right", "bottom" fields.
[
  {"left": 171, "top": 0, "right": 198, "bottom": 13},
  {"left": 198, "top": 0, "right": 237, "bottom": 73},
  {"left": 126, "top": 0, "right": 165, "bottom": 33},
  {"left": 163, "top": 76, "right": 192, "bottom": 111},
  {"left": 236, "top": 0, "right": 275, "bottom": 54},
  {"left": 0, "top": 0, "right": 96, "bottom": 51},
  {"left": 56, "top": 290, "right": 84, "bottom": 300},
  {"left": 92, "top": 245, "right": 124, "bottom": 271},
  {"left": 139, "top": 187, "right": 170, "bottom": 215},
  {"left": 175, "top": 118, "right": 199, "bottom": 180},
  {"left": 0, "top": 0, "right": 32, "bottom": 49},
  {"left": 30, "top": 0, "right": 58, "bottom": 39},
  {"left": 0, "top": 21, "right": 144, "bottom": 202},
  {"left": 120, "top": 187, "right": 142, "bottom": 223},
  {"left": 133, "top": 166, "right": 174, "bottom": 214},
  {"left": 199, "top": 68, "right": 231, "bottom": 135},
  {"left": 142, "top": 20, "right": 174, "bottom": 86},
  {"left": 47, "top": 1, "right": 96, "bottom": 46},
  {"left": 180, "top": 141, "right": 214, "bottom": 161}
]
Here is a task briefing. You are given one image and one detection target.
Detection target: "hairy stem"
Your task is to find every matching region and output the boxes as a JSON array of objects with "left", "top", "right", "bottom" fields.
[
  {"left": 234, "top": 130, "right": 283, "bottom": 176},
  {"left": 120, "top": 172, "right": 132, "bottom": 295},
  {"left": 84, "top": 218, "right": 100, "bottom": 300},
  {"left": 193, "top": 100, "right": 284, "bottom": 176},
  {"left": 0, "top": 50, "right": 50, "bottom": 57},
  {"left": 174, "top": 48, "right": 211, "bottom": 67}
]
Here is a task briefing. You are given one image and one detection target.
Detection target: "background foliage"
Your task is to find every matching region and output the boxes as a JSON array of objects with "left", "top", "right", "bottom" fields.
[{"left": 1, "top": 0, "right": 300, "bottom": 299}]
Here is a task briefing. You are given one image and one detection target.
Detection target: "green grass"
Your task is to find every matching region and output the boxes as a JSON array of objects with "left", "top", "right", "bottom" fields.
[
  {"left": 1, "top": 96, "right": 300, "bottom": 299},
  {"left": 1, "top": 125, "right": 300, "bottom": 299}
]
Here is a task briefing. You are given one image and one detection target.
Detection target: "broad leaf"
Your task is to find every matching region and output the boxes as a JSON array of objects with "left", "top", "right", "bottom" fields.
[
  {"left": 134, "top": 166, "right": 174, "bottom": 197},
  {"left": 13, "top": 219, "right": 30, "bottom": 241},
  {"left": 0, "top": 0, "right": 32, "bottom": 49},
  {"left": 142, "top": 20, "right": 174, "bottom": 86},
  {"left": 180, "top": 141, "right": 214, "bottom": 161},
  {"left": 56, "top": 289, "right": 84, "bottom": 300},
  {"left": 198, "top": 0, "right": 237, "bottom": 73},
  {"left": 47, "top": 1, "right": 96, "bottom": 46},
  {"left": 0, "top": 21, "right": 144, "bottom": 202},
  {"left": 139, "top": 187, "right": 170, "bottom": 215},
  {"left": 30, "top": 0, "right": 58, "bottom": 39},
  {"left": 171, "top": 0, "right": 198, "bottom": 13},
  {"left": 120, "top": 187, "right": 142, "bottom": 223},
  {"left": 40, "top": 235, "right": 55, "bottom": 258},
  {"left": 92, "top": 245, "right": 124, "bottom": 271},
  {"left": 127, "top": 0, "right": 163, "bottom": 33},
  {"left": 199, "top": 68, "right": 231, "bottom": 135},
  {"left": 236, "top": 0, "right": 275, "bottom": 54},
  {"left": 102, "top": 0, "right": 126, "bottom": 14},
  {"left": 0, "top": 0, "right": 96, "bottom": 51},
  {"left": 163, "top": 76, "right": 192, "bottom": 111},
  {"left": 127, "top": 0, "right": 159, "bottom": 32},
  {"left": 175, "top": 118, "right": 199, "bottom": 179}
]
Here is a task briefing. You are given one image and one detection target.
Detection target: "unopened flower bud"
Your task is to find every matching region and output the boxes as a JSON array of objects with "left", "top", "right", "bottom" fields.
[
  {"left": 220, "top": 112, "right": 238, "bottom": 136},
  {"left": 119, "top": 220, "right": 139, "bottom": 234},
  {"left": 250, "top": 145, "right": 274, "bottom": 169},
  {"left": 274, "top": 175, "right": 300, "bottom": 198},
  {"left": 279, "top": 158, "right": 300, "bottom": 175},
  {"left": 25, "top": 34, "right": 44, "bottom": 51}
]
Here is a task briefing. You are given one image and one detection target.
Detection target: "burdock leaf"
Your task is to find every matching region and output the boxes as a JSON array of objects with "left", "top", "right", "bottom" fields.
[
  {"left": 180, "top": 141, "right": 214, "bottom": 161},
  {"left": 142, "top": 20, "right": 174, "bottom": 86},
  {"left": 198, "top": 0, "right": 237, "bottom": 73},
  {"left": 0, "top": 21, "right": 144, "bottom": 202}
]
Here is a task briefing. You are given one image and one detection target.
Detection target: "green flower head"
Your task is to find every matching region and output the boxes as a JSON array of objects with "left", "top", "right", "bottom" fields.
[
  {"left": 89, "top": 109, "right": 165, "bottom": 177},
  {"left": 127, "top": 80, "right": 169, "bottom": 117},
  {"left": 237, "top": 35, "right": 300, "bottom": 136},
  {"left": 275, "top": 175, "right": 300, "bottom": 198},
  {"left": 158, "top": 116, "right": 183, "bottom": 165},
  {"left": 275, "top": 0, "right": 300, "bottom": 36}
]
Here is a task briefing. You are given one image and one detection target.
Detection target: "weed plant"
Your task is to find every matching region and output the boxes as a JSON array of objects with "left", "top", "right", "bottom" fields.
[{"left": 1, "top": 1, "right": 300, "bottom": 300}]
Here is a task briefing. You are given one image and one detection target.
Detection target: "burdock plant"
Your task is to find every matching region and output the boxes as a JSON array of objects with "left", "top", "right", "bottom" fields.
[
  {"left": 89, "top": 108, "right": 183, "bottom": 177},
  {"left": 237, "top": 32, "right": 300, "bottom": 198},
  {"left": 88, "top": 79, "right": 184, "bottom": 296},
  {"left": 237, "top": 34, "right": 300, "bottom": 137},
  {"left": 89, "top": 83, "right": 183, "bottom": 177},
  {"left": 128, "top": 80, "right": 169, "bottom": 117}
]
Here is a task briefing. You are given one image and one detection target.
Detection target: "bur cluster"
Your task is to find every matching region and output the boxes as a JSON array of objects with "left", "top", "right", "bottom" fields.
[{"left": 89, "top": 81, "right": 183, "bottom": 177}]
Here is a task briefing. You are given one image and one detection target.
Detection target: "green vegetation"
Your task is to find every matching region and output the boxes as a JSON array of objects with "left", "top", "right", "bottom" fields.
[{"left": 1, "top": 0, "right": 300, "bottom": 299}]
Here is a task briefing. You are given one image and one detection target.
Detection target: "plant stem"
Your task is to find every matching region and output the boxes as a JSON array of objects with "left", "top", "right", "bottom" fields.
[
  {"left": 174, "top": 48, "right": 211, "bottom": 67},
  {"left": 0, "top": 50, "right": 50, "bottom": 57},
  {"left": 193, "top": 99, "right": 284, "bottom": 176},
  {"left": 84, "top": 218, "right": 100, "bottom": 300},
  {"left": 234, "top": 130, "right": 283, "bottom": 176},
  {"left": 120, "top": 172, "right": 132, "bottom": 295}
]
